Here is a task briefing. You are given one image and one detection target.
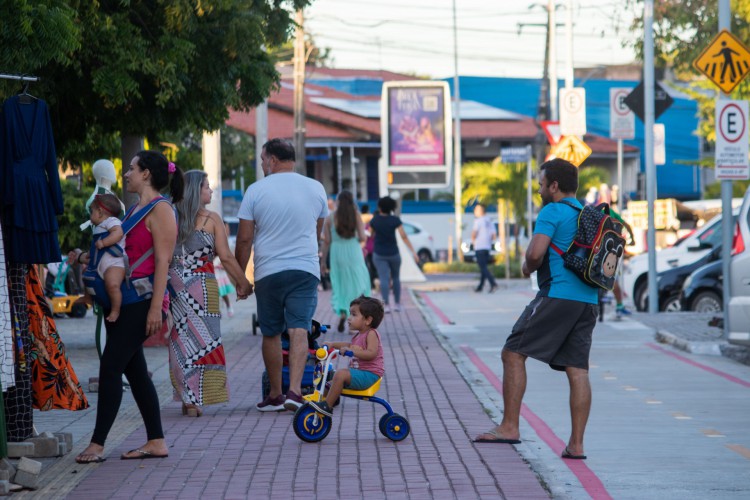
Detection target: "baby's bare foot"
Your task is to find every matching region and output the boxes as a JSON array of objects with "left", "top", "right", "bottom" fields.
[{"left": 106, "top": 310, "right": 120, "bottom": 322}]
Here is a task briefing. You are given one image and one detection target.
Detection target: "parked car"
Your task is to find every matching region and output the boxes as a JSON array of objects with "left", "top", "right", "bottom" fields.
[
  {"left": 623, "top": 210, "right": 737, "bottom": 311},
  {"left": 401, "top": 220, "right": 435, "bottom": 264},
  {"left": 645, "top": 245, "right": 722, "bottom": 312},
  {"left": 679, "top": 260, "right": 723, "bottom": 313},
  {"left": 728, "top": 185, "right": 750, "bottom": 345},
  {"left": 460, "top": 221, "right": 528, "bottom": 263}
]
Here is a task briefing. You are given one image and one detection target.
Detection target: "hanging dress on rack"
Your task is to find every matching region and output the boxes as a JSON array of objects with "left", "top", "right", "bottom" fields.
[
  {"left": 0, "top": 95, "right": 63, "bottom": 264},
  {"left": 26, "top": 266, "right": 88, "bottom": 410}
]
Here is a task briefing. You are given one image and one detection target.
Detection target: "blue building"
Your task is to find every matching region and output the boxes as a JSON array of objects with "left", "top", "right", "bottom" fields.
[{"left": 450, "top": 77, "right": 702, "bottom": 200}]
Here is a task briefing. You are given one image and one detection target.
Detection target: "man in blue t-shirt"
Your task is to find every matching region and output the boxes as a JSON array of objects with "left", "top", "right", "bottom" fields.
[{"left": 474, "top": 158, "right": 597, "bottom": 461}]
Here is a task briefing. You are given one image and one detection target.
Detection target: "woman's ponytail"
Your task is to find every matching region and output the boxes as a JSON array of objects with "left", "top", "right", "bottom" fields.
[{"left": 169, "top": 167, "right": 185, "bottom": 203}]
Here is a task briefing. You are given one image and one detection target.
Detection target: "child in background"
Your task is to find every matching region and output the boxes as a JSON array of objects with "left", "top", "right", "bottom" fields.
[
  {"left": 214, "top": 256, "right": 235, "bottom": 317},
  {"left": 309, "top": 296, "right": 385, "bottom": 417},
  {"left": 89, "top": 194, "right": 126, "bottom": 322},
  {"left": 214, "top": 222, "right": 236, "bottom": 317}
]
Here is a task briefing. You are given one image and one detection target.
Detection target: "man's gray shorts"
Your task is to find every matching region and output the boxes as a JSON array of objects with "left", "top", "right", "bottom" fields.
[
  {"left": 504, "top": 295, "right": 597, "bottom": 371},
  {"left": 254, "top": 270, "right": 319, "bottom": 337}
]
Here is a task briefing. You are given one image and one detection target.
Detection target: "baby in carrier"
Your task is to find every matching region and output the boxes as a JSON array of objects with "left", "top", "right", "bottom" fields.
[{"left": 89, "top": 194, "right": 126, "bottom": 322}]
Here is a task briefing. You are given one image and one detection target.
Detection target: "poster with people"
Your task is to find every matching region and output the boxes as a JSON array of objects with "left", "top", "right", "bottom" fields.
[{"left": 387, "top": 86, "right": 446, "bottom": 167}]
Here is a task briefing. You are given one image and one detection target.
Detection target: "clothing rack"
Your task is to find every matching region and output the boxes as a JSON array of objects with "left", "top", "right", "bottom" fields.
[{"left": 0, "top": 73, "right": 40, "bottom": 83}]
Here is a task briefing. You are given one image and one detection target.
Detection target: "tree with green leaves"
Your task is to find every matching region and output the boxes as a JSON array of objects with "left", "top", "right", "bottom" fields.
[
  {"left": 624, "top": 0, "right": 750, "bottom": 193},
  {"left": 1, "top": 0, "right": 311, "bottom": 166},
  {"left": 462, "top": 158, "right": 530, "bottom": 255}
]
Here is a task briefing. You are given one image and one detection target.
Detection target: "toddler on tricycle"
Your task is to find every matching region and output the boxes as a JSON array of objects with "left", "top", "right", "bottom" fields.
[{"left": 293, "top": 296, "right": 410, "bottom": 442}]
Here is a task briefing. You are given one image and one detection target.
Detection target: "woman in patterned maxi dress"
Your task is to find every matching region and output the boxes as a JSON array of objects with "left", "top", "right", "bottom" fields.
[{"left": 169, "top": 171, "right": 252, "bottom": 416}]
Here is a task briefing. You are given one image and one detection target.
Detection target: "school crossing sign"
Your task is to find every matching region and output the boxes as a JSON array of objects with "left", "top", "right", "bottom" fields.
[
  {"left": 551, "top": 135, "right": 591, "bottom": 167},
  {"left": 693, "top": 30, "right": 750, "bottom": 94}
]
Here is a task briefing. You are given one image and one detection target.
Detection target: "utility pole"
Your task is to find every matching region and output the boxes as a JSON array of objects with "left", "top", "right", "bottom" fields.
[
  {"left": 644, "top": 0, "right": 658, "bottom": 314},
  {"left": 548, "top": 0, "right": 558, "bottom": 121},
  {"left": 293, "top": 9, "right": 306, "bottom": 173},
  {"left": 452, "top": 0, "right": 464, "bottom": 262},
  {"left": 719, "top": 0, "right": 732, "bottom": 338},
  {"left": 565, "top": 0, "right": 574, "bottom": 89}
]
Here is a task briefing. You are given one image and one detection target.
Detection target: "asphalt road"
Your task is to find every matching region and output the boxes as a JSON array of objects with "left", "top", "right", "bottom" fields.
[{"left": 412, "top": 276, "right": 750, "bottom": 500}]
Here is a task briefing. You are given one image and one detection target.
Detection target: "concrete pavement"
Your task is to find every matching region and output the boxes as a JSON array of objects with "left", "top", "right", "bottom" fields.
[
  {"left": 16, "top": 279, "right": 548, "bottom": 499},
  {"left": 13, "top": 273, "right": 750, "bottom": 499},
  {"left": 416, "top": 276, "right": 750, "bottom": 500}
]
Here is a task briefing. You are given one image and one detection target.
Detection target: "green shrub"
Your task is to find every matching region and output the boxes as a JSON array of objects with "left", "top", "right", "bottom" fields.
[{"left": 423, "top": 257, "right": 523, "bottom": 278}]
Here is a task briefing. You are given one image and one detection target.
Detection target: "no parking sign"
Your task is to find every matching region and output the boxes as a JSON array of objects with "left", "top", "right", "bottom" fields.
[{"left": 715, "top": 99, "right": 750, "bottom": 180}]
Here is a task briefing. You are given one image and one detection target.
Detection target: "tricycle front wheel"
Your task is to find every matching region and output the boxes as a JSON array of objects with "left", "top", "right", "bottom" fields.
[{"left": 293, "top": 404, "right": 332, "bottom": 443}]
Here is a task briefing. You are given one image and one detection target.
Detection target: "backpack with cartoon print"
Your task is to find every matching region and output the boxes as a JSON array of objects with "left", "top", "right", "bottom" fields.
[{"left": 549, "top": 201, "right": 626, "bottom": 291}]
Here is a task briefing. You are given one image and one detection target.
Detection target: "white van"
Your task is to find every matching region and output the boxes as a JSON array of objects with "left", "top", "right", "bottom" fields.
[{"left": 623, "top": 210, "right": 737, "bottom": 311}]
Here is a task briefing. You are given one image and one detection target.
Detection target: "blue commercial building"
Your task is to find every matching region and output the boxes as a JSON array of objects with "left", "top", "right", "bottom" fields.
[
  {"left": 451, "top": 77, "right": 701, "bottom": 200},
  {"left": 311, "top": 75, "right": 704, "bottom": 201}
]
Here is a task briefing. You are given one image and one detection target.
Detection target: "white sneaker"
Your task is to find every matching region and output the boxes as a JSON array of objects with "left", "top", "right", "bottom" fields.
[
  {"left": 393, "top": 304, "right": 401, "bottom": 312},
  {"left": 227, "top": 306, "right": 234, "bottom": 318},
  {"left": 384, "top": 305, "right": 391, "bottom": 313}
]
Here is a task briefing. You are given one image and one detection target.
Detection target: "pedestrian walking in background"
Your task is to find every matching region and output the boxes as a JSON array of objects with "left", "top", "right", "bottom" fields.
[
  {"left": 319, "top": 197, "right": 336, "bottom": 291},
  {"left": 474, "top": 158, "right": 598, "bottom": 461},
  {"left": 169, "top": 170, "right": 252, "bottom": 418},
  {"left": 320, "top": 191, "right": 371, "bottom": 332},
  {"left": 360, "top": 203, "right": 378, "bottom": 291},
  {"left": 75, "top": 150, "right": 183, "bottom": 463},
  {"left": 369, "top": 196, "right": 419, "bottom": 313},
  {"left": 471, "top": 203, "right": 498, "bottom": 293},
  {"left": 235, "top": 139, "right": 328, "bottom": 412}
]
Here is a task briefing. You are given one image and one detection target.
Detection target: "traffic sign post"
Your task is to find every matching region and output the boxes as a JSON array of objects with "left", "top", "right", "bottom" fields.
[
  {"left": 559, "top": 87, "right": 587, "bottom": 137},
  {"left": 610, "top": 88, "right": 635, "bottom": 140},
  {"left": 623, "top": 80, "right": 674, "bottom": 122},
  {"left": 551, "top": 135, "right": 592, "bottom": 167},
  {"left": 653, "top": 124, "right": 666, "bottom": 165},
  {"left": 500, "top": 147, "right": 530, "bottom": 163},
  {"left": 693, "top": 29, "right": 750, "bottom": 95},
  {"left": 610, "top": 87, "right": 635, "bottom": 211},
  {"left": 715, "top": 99, "right": 750, "bottom": 180},
  {"left": 539, "top": 120, "right": 561, "bottom": 146}
]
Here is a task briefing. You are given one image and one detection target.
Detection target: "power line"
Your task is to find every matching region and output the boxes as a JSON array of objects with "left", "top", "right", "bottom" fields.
[
  {"left": 312, "top": 33, "right": 632, "bottom": 67},
  {"left": 307, "top": 14, "right": 627, "bottom": 38}
]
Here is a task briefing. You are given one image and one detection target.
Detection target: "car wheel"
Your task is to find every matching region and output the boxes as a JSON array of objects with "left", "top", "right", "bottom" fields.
[
  {"left": 691, "top": 291, "right": 722, "bottom": 313},
  {"left": 417, "top": 249, "right": 432, "bottom": 264},
  {"left": 661, "top": 294, "right": 682, "bottom": 312},
  {"left": 634, "top": 280, "right": 648, "bottom": 312}
]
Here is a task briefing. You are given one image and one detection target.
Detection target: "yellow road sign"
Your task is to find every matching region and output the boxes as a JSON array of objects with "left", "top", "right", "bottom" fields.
[
  {"left": 550, "top": 135, "right": 591, "bottom": 167},
  {"left": 693, "top": 29, "right": 750, "bottom": 94}
]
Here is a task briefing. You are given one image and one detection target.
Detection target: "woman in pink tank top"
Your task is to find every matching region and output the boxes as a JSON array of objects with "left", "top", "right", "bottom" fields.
[{"left": 76, "top": 151, "right": 184, "bottom": 464}]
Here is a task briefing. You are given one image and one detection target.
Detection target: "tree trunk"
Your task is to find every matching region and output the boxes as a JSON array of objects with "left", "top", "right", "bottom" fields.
[{"left": 121, "top": 135, "right": 144, "bottom": 209}]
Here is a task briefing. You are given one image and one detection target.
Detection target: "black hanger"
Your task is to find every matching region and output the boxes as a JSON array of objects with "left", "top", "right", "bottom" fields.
[{"left": 18, "top": 79, "right": 37, "bottom": 104}]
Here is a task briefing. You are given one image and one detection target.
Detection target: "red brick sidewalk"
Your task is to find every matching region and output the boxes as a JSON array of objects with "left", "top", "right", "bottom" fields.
[{"left": 64, "top": 289, "right": 548, "bottom": 499}]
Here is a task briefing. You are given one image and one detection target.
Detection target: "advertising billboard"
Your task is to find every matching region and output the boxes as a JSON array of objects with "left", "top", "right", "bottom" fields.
[{"left": 381, "top": 81, "right": 452, "bottom": 189}]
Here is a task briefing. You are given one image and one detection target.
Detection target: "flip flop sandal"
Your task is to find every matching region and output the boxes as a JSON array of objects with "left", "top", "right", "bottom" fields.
[
  {"left": 472, "top": 429, "right": 521, "bottom": 444},
  {"left": 120, "top": 449, "right": 169, "bottom": 460}
]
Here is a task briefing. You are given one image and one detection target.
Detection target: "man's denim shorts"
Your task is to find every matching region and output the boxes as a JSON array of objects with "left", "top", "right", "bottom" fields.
[
  {"left": 254, "top": 270, "right": 319, "bottom": 337},
  {"left": 346, "top": 369, "right": 380, "bottom": 390}
]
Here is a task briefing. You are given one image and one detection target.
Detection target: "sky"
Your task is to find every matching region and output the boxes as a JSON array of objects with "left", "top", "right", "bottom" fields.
[{"left": 305, "top": 0, "right": 640, "bottom": 79}]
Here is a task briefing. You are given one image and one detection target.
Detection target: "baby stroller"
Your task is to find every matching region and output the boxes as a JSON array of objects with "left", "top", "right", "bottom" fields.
[{"left": 260, "top": 319, "right": 331, "bottom": 398}]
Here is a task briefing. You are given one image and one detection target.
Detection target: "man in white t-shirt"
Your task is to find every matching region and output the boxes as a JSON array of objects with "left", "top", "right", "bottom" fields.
[
  {"left": 471, "top": 203, "right": 498, "bottom": 293},
  {"left": 235, "top": 139, "right": 329, "bottom": 412}
]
